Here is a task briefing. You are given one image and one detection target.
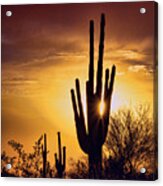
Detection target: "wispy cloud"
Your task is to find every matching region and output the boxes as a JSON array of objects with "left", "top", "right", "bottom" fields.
[{"left": 128, "top": 65, "right": 146, "bottom": 72}]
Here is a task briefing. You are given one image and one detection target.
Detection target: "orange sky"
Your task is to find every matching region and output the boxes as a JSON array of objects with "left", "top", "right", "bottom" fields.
[{"left": 1, "top": 2, "right": 157, "bottom": 164}]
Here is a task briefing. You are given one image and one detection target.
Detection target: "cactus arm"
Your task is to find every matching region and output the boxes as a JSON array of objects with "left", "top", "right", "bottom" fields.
[
  {"left": 96, "top": 13, "right": 105, "bottom": 98},
  {"left": 41, "top": 144, "right": 43, "bottom": 154},
  {"left": 71, "top": 87, "right": 90, "bottom": 154},
  {"left": 99, "top": 68, "right": 109, "bottom": 144},
  {"left": 87, "top": 20, "right": 94, "bottom": 134},
  {"left": 89, "top": 20, "right": 94, "bottom": 95},
  {"left": 104, "top": 69, "right": 109, "bottom": 100},
  {"left": 57, "top": 132, "right": 62, "bottom": 164},
  {"left": 44, "top": 133, "right": 47, "bottom": 155},
  {"left": 108, "top": 65, "right": 116, "bottom": 96},
  {"left": 102, "top": 65, "right": 116, "bottom": 144},
  {"left": 75, "top": 79, "right": 85, "bottom": 123},
  {"left": 71, "top": 89, "right": 79, "bottom": 123},
  {"left": 86, "top": 81, "right": 91, "bottom": 131},
  {"left": 63, "top": 146, "right": 66, "bottom": 170},
  {"left": 54, "top": 153, "right": 58, "bottom": 167}
]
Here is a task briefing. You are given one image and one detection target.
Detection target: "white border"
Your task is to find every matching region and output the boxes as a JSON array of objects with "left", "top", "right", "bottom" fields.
[{"left": 0, "top": 0, "right": 162, "bottom": 186}]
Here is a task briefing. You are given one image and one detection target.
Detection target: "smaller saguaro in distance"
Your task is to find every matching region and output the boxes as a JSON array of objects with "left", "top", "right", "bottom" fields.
[{"left": 54, "top": 132, "right": 66, "bottom": 178}]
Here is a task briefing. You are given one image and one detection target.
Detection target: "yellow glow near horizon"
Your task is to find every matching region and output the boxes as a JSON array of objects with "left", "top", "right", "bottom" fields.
[{"left": 1, "top": 61, "right": 154, "bottom": 164}]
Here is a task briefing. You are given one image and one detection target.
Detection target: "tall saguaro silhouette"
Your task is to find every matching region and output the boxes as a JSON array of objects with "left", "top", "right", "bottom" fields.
[
  {"left": 70, "top": 14, "right": 116, "bottom": 178},
  {"left": 54, "top": 132, "right": 66, "bottom": 178}
]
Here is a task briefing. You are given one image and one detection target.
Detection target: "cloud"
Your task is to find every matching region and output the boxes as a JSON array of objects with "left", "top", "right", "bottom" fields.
[
  {"left": 2, "top": 3, "right": 155, "bottom": 96},
  {"left": 128, "top": 65, "right": 146, "bottom": 72},
  {"left": 2, "top": 78, "right": 38, "bottom": 86},
  {"left": 104, "top": 36, "right": 154, "bottom": 75}
]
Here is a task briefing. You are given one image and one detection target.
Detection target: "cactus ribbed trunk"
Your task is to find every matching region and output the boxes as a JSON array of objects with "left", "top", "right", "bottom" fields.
[{"left": 89, "top": 148, "right": 102, "bottom": 178}]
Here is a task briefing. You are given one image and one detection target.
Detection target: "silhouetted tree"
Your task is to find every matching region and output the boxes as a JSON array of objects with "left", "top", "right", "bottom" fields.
[
  {"left": 104, "top": 105, "right": 157, "bottom": 180},
  {"left": 1, "top": 135, "right": 54, "bottom": 177},
  {"left": 1, "top": 151, "right": 17, "bottom": 177},
  {"left": 70, "top": 14, "right": 116, "bottom": 178}
]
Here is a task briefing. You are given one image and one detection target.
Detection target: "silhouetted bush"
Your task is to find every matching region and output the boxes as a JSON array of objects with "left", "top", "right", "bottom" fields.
[
  {"left": 1, "top": 136, "right": 55, "bottom": 177},
  {"left": 104, "top": 105, "right": 157, "bottom": 180},
  {"left": 67, "top": 157, "right": 88, "bottom": 179}
]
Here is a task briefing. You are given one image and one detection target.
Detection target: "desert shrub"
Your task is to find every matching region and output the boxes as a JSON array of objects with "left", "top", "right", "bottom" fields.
[
  {"left": 67, "top": 157, "right": 89, "bottom": 179},
  {"left": 1, "top": 136, "right": 54, "bottom": 177}
]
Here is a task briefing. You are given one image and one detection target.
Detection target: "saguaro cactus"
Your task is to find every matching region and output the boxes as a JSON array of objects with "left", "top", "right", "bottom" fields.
[
  {"left": 42, "top": 133, "right": 47, "bottom": 178},
  {"left": 70, "top": 14, "right": 116, "bottom": 178},
  {"left": 54, "top": 132, "right": 66, "bottom": 178}
]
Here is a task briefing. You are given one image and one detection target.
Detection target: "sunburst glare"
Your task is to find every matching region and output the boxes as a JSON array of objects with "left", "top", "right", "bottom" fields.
[{"left": 99, "top": 100, "right": 105, "bottom": 116}]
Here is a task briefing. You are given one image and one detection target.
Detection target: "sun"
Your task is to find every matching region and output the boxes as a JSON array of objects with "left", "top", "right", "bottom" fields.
[{"left": 99, "top": 101, "right": 105, "bottom": 116}]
